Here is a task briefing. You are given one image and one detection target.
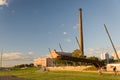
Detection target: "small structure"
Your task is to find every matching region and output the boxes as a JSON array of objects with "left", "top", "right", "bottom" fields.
[
  {"left": 34, "top": 49, "right": 72, "bottom": 67},
  {"left": 34, "top": 57, "right": 53, "bottom": 67},
  {"left": 106, "top": 63, "right": 120, "bottom": 71}
]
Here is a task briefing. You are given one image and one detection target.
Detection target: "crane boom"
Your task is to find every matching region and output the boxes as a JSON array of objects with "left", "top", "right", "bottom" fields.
[{"left": 104, "top": 24, "right": 119, "bottom": 61}]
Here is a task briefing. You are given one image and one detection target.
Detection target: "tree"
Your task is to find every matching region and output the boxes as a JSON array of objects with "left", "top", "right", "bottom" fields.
[
  {"left": 72, "top": 49, "right": 83, "bottom": 58},
  {"left": 87, "top": 56, "right": 99, "bottom": 61}
]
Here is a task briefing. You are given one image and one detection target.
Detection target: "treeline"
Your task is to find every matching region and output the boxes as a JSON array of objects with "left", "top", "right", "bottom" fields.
[
  {"left": 13, "top": 63, "right": 34, "bottom": 68},
  {"left": 55, "top": 59, "right": 87, "bottom": 66},
  {"left": 55, "top": 56, "right": 99, "bottom": 66}
]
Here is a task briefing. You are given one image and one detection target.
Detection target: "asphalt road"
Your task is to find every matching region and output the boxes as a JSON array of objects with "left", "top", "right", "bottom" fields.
[{"left": 0, "top": 76, "right": 29, "bottom": 80}]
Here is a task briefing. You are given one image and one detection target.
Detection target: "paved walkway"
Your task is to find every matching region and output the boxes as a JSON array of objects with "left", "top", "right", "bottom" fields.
[{"left": 0, "top": 76, "right": 29, "bottom": 80}]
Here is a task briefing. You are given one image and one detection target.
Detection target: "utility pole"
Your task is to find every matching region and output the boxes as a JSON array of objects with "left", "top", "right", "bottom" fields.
[
  {"left": 0, "top": 49, "right": 3, "bottom": 68},
  {"left": 104, "top": 24, "right": 119, "bottom": 61}
]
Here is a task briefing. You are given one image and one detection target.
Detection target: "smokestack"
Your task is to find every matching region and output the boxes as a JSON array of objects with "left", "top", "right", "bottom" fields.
[{"left": 78, "top": 8, "right": 84, "bottom": 57}]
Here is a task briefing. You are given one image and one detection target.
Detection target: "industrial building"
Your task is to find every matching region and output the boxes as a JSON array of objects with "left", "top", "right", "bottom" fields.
[{"left": 34, "top": 49, "right": 72, "bottom": 67}]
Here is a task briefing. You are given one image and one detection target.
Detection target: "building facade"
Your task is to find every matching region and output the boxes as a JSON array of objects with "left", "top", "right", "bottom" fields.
[
  {"left": 107, "top": 63, "right": 120, "bottom": 71},
  {"left": 34, "top": 49, "right": 72, "bottom": 67},
  {"left": 100, "top": 52, "right": 109, "bottom": 60}
]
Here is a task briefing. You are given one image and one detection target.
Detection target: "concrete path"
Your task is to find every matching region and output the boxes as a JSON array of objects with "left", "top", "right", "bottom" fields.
[{"left": 0, "top": 76, "right": 29, "bottom": 80}]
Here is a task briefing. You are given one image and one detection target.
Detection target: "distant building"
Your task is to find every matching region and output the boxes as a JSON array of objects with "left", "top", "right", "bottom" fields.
[
  {"left": 100, "top": 52, "right": 109, "bottom": 60},
  {"left": 34, "top": 49, "right": 72, "bottom": 67},
  {"left": 100, "top": 52, "right": 109, "bottom": 63},
  {"left": 34, "top": 58, "right": 54, "bottom": 67},
  {"left": 105, "top": 53, "right": 109, "bottom": 63},
  {"left": 112, "top": 51, "right": 120, "bottom": 60}
]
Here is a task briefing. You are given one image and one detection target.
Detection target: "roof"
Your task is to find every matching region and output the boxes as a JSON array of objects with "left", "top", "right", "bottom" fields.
[{"left": 56, "top": 51, "right": 72, "bottom": 57}]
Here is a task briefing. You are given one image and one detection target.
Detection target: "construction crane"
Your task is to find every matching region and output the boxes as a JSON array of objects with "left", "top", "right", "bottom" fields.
[
  {"left": 59, "top": 43, "right": 63, "bottom": 52},
  {"left": 104, "top": 24, "right": 119, "bottom": 61},
  {"left": 75, "top": 37, "right": 81, "bottom": 51}
]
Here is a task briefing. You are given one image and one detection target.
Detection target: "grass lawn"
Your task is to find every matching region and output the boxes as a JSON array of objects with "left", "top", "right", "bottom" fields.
[{"left": 0, "top": 68, "right": 120, "bottom": 80}]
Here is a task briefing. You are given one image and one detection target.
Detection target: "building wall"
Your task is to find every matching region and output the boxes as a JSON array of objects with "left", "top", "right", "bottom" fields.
[
  {"left": 34, "top": 49, "right": 72, "bottom": 67},
  {"left": 34, "top": 50, "right": 58, "bottom": 67},
  {"left": 34, "top": 58, "right": 47, "bottom": 67},
  {"left": 107, "top": 63, "right": 120, "bottom": 71},
  {"left": 46, "top": 58, "right": 55, "bottom": 67},
  {"left": 47, "top": 49, "right": 59, "bottom": 58}
]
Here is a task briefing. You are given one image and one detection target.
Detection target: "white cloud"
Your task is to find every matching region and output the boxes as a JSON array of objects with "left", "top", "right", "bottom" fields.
[
  {"left": 84, "top": 46, "right": 120, "bottom": 57},
  {"left": 2, "top": 52, "right": 33, "bottom": 60},
  {"left": 3, "top": 52, "right": 25, "bottom": 60},
  {"left": 28, "top": 51, "right": 34, "bottom": 55},
  {"left": 73, "top": 26, "right": 77, "bottom": 29},
  {"left": 48, "top": 32, "right": 52, "bottom": 34},
  {"left": 66, "top": 38, "right": 71, "bottom": 42},
  {"left": 11, "top": 10, "right": 15, "bottom": 13},
  {"left": 1, "top": 52, "right": 34, "bottom": 67},
  {"left": 61, "top": 24, "right": 65, "bottom": 27},
  {"left": 63, "top": 32, "right": 67, "bottom": 35},
  {"left": 73, "top": 24, "right": 78, "bottom": 29},
  {"left": 0, "top": 0, "right": 8, "bottom": 6}
]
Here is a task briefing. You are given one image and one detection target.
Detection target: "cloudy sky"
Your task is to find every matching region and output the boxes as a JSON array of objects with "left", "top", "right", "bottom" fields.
[{"left": 1, "top": 0, "right": 120, "bottom": 67}]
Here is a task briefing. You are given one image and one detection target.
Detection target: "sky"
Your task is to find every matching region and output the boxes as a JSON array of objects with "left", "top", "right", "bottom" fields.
[{"left": 1, "top": 0, "right": 120, "bottom": 67}]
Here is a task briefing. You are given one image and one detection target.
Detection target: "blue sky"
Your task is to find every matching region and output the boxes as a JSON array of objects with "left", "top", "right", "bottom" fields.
[{"left": 1, "top": 0, "right": 120, "bottom": 66}]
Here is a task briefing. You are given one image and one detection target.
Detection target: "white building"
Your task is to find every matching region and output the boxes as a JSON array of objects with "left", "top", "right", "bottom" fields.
[
  {"left": 107, "top": 63, "right": 120, "bottom": 71},
  {"left": 100, "top": 52, "right": 109, "bottom": 60}
]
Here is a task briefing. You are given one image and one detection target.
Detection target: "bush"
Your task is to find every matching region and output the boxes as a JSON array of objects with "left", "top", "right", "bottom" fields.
[{"left": 13, "top": 63, "right": 34, "bottom": 69}]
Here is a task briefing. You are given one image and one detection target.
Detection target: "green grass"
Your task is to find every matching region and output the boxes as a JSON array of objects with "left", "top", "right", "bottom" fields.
[{"left": 0, "top": 68, "right": 120, "bottom": 80}]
